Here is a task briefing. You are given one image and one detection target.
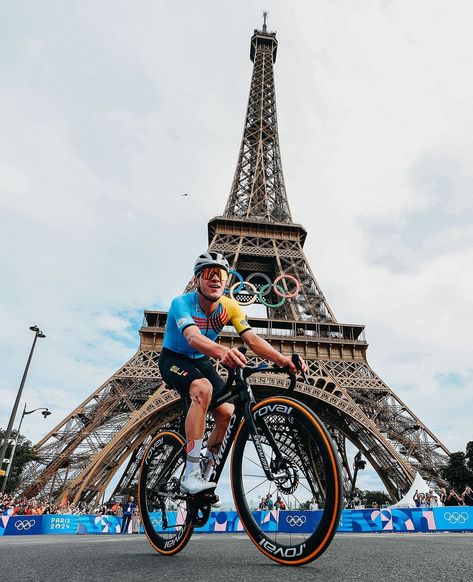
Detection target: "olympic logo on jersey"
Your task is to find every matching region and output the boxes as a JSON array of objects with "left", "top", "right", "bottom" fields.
[
  {"left": 444, "top": 511, "right": 469, "bottom": 524},
  {"left": 14, "top": 519, "right": 36, "bottom": 531},
  {"left": 225, "top": 271, "right": 301, "bottom": 308},
  {"left": 285, "top": 515, "right": 307, "bottom": 527}
]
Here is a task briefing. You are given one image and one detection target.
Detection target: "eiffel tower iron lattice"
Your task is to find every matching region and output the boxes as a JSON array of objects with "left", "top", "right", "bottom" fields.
[{"left": 20, "top": 23, "right": 449, "bottom": 505}]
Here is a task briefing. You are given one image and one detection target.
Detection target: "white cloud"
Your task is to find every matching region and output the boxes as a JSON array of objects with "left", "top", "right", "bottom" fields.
[{"left": 1, "top": 2, "right": 472, "bottom": 491}]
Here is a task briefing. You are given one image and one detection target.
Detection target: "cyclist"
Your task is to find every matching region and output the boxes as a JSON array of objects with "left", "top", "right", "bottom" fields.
[{"left": 159, "top": 251, "right": 306, "bottom": 495}]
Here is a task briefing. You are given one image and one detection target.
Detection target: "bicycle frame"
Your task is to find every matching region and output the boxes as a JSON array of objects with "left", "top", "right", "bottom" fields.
[{"left": 208, "top": 365, "right": 292, "bottom": 486}]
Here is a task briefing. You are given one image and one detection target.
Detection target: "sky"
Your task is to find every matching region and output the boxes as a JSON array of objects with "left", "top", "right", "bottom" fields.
[{"left": 1, "top": 1, "right": 472, "bottom": 497}]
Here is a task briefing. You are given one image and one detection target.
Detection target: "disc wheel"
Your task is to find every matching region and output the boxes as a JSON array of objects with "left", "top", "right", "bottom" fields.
[
  {"left": 231, "top": 396, "right": 342, "bottom": 566},
  {"left": 138, "top": 431, "right": 193, "bottom": 555}
]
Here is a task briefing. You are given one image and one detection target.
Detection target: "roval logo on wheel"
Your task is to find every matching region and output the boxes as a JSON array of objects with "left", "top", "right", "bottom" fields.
[
  {"left": 286, "top": 515, "right": 307, "bottom": 527},
  {"left": 14, "top": 519, "right": 36, "bottom": 530}
]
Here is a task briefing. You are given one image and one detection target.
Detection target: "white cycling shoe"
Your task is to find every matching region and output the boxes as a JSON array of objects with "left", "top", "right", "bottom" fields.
[{"left": 180, "top": 470, "right": 217, "bottom": 495}]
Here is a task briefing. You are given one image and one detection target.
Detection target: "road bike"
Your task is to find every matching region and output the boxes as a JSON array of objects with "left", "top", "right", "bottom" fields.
[{"left": 138, "top": 351, "right": 342, "bottom": 566}]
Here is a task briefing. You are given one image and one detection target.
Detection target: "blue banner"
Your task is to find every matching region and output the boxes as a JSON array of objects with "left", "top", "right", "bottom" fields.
[
  {"left": 77, "top": 515, "right": 122, "bottom": 534},
  {"left": 1, "top": 515, "right": 43, "bottom": 536},
  {"left": 1, "top": 507, "right": 472, "bottom": 536},
  {"left": 42, "top": 514, "right": 79, "bottom": 534}
]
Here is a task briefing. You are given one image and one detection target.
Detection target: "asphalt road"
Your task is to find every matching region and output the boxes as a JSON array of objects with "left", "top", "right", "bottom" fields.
[{"left": 1, "top": 533, "right": 472, "bottom": 582}]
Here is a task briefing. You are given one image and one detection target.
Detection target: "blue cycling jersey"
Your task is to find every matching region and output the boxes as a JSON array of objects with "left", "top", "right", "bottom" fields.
[{"left": 163, "top": 291, "right": 251, "bottom": 358}]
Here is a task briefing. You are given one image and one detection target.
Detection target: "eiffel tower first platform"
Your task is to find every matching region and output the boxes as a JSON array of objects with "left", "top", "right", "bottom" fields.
[{"left": 21, "top": 21, "right": 449, "bottom": 504}]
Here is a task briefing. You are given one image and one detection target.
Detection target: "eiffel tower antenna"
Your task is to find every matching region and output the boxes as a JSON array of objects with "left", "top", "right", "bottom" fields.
[
  {"left": 20, "top": 24, "right": 450, "bottom": 505},
  {"left": 262, "top": 10, "right": 268, "bottom": 33}
]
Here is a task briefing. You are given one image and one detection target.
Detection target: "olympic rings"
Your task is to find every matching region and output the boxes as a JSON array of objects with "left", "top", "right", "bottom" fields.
[
  {"left": 14, "top": 519, "right": 36, "bottom": 530},
  {"left": 444, "top": 512, "right": 469, "bottom": 524},
  {"left": 274, "top": 274, "right": 301, "bottom": 299},
  {"left": 258, "top": 283, "right": 286, "bottom": 308},
  {"left": 229, "top": 281, "right": 258, "bottom": 305},
  {"left": 223, "top": 270, "right": 301, "bottom": 307},
  {"left": 285, "top": 515, "right": 307, "bottom": 527},
  {"left": 227, "top": 269, "right": 244, "bottom": 294},
  {"left": 245, "top": 272, "right": 272, "bottom": 296}
]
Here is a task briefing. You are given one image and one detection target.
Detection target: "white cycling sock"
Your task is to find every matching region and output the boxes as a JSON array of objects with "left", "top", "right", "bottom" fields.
[
  {"left": 203, "top": 446, "right": 219, "bottom": 481},
  {"left": 184, "top": 438, "right": 203, "bottom": 480}
]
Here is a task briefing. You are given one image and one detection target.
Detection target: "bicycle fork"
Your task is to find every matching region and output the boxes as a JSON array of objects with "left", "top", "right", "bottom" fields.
[{"left": 243, "top": 401, "right": 287, "bottom": 482}]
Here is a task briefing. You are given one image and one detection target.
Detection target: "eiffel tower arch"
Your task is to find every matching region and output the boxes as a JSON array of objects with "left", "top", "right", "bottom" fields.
[{"left": 21, "top": 22, "right": 449, "bottom": 505}]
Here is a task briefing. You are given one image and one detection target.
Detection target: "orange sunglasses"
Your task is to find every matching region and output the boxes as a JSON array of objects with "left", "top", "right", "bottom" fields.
[{"left": 200, "top": 267, "right": 229, "bottom": 282}]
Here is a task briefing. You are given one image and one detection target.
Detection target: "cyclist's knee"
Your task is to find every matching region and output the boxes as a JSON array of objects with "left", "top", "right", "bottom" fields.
[{"left": 189, "top": 378, "right": 212, "bottom": 407}]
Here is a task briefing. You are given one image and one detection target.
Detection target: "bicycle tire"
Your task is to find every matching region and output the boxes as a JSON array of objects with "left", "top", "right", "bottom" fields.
[
  {"left": 138, "top": 431, "right": 194, "bottom": 555},
  {"left": 231, "top": 396, "right": 342, "bottom": 566}
]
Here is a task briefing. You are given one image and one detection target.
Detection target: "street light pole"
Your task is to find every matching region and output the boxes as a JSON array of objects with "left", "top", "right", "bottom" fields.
[
  {"left": 0, "top": 325, "right": 46, "bottom": 488},
  {"left": 1, "top": 403, "right": 51, "bottom": 493}
]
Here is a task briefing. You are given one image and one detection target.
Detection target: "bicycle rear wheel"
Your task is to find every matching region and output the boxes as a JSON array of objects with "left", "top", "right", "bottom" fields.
[
  {"left": 138, "top": 431, "right": 194, "bottom": 555},
  {"left": 231, "top": 396, "right": 342, "bottom": 566}
]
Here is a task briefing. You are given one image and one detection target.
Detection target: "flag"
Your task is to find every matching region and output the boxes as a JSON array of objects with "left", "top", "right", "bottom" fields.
[{"left": 59, "top": 494, "right": 68, "bottom": 509}]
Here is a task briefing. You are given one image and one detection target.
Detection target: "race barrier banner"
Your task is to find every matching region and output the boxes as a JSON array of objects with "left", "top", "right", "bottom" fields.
[{"left": 1, "top": 507, "right": 472, "bottom": 536}]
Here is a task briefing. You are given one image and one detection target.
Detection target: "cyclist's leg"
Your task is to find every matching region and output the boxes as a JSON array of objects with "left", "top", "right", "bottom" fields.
[
  {"left": 159, "top": 350, "right": 216, "bottom": 493},
  {"left": 184, "top": 377, "right": 212, "bottom": 477},
  {"left": 193, "top": 358, "right": 234, "bottom": 476}
]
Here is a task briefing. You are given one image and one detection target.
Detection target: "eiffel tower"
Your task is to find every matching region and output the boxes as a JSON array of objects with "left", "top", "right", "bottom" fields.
[{"left": 21, "top": 19, "right": 449, "bottom": 504}]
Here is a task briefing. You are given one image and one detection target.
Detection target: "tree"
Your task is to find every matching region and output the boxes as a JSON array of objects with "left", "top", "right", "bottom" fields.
[
  {"left": 362, "top": 490, "right": 392, "bottom": 508},
  {"left": 0, "top": 429, "right": 38, "bottom": 494},
  {"left": 441, "top": 450, "right": 473, "bottom": 491},
  {"left": 465, "top": 441, "right": 473, "bottom": 473}
]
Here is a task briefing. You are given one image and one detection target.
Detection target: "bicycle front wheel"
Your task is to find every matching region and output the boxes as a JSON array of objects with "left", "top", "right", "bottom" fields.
[
  {"left": 231, "top": 396, "right": 342, "bottom": 566},
  {"left": 138, "top": 431, "right": 194, "bottom": 555}
]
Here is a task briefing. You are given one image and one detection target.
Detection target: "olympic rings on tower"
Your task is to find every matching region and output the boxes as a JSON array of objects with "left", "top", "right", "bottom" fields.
[{"left": 225, "top": 270, "right": 301, "bottom": 307}]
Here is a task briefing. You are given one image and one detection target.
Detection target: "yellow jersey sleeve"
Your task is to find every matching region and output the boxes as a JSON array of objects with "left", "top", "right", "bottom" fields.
[{"left": 220, "top": 296, "right": 252, "bottom": 335}]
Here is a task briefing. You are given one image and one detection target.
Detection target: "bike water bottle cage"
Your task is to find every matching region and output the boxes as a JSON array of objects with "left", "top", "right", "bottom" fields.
[{"left": 200, "top": 267, "right": 229, "bottom": 283}]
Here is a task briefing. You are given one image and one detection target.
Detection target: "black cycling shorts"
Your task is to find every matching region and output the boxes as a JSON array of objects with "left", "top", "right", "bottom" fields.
[{"left": 159, "top": 348, "right": 226, "bottom": 404}]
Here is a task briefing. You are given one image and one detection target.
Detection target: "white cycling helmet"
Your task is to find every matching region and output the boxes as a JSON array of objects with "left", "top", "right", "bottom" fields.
[{"left": 193, "top": 251, "right": 230, "bottom": 276}]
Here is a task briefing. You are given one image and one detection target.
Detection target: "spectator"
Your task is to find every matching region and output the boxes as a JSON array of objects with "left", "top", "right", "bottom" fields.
[
  {"left": 428, "top": 490, "right": 439, "bottom": 507},
  {"left": 462, "top": 486, "right": 473, "bottom": 506},
  {"left": 274, "top": 496, "right": 286, "bottom": 510},
  {"left": 132, "top": 507, "right": 141, "bottom": 534},
  {"left": 121, "top": 495, "right": 136, "bottom": 534},
  {"left": 309, "top": 498, "right": 318, "bottom": 510},
  {"left": 444, "top": 488, "right": 462, "bottom": 506}
]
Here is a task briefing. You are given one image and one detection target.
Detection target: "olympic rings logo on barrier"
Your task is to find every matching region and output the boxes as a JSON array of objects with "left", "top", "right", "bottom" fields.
[
  {"left": 444, "top": 512, "right": 469, "bottom": 524},
  {"left": 285, "top": 515, "right": 307, "bottom": 527},
  {"left": 225, "top": 271, "right": 301, "bottom": 307},
  {"left": 14, "top": 519, "right": 36, "bottom": 530}
]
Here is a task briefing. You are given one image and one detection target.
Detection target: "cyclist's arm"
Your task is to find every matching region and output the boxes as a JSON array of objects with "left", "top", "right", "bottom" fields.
[
  {"left": 241, "top": 330, "right": 304, "bottom": 374},
  {"left": 183, "top": 326, "right": 246, "bottom": 367}
]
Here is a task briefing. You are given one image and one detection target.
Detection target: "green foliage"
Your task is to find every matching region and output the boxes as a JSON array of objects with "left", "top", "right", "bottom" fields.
[
  {"left": 465, "top": 441, "right": 473, "bottom": 472},
  {"left": 0, "top": 429, "right": 38, "bottom": 494},
  {"left": 362, "top": 490, "right": 392, "bottom": 507},
  {"left": 441, "top": 448, "right": 473, "bottom": 491}
]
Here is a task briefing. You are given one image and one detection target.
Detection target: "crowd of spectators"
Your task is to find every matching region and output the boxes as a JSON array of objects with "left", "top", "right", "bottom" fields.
[
  {"left": 257, "top": 494, "right": 286, "bottom": 510},
  {"left": 3, "top": 485, "right": 473, "bottom": 517},
  {"left": 1, "top": 494, "right": 112, "bottom": 516}
]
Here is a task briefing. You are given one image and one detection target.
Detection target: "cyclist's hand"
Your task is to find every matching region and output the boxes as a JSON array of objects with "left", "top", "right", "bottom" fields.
[
  {"left": 221, "top": 347, "right": 247, "bottom": 368},
  {"left": 279, "top": 354, "right": 307, "bottom": 375}
]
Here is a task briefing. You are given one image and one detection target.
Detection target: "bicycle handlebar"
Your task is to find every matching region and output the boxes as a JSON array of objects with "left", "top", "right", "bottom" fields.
[{"left": 222, "top": 347, "right": 306, "bottom": 393}]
